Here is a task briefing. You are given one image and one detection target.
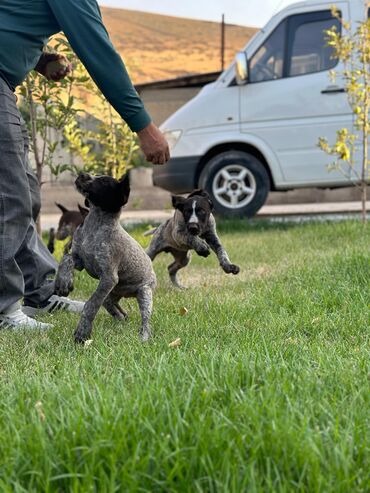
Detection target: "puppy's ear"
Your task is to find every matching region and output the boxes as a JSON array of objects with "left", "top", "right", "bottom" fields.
[
  {"left": 188, "top": 189, "right": 213, "bottom": 210},
  {"left": 172, "top": 195, "right": 186, "bottom": 211},
  {"left": 119, "top": 173, "right": 130, "bottom": 185},
  {"left": 201, "top": 190, "right": 214, "bottom": 211},
  {"left": 118, "top": 174, "right": 130, "bottom": 204},
  {"left": 187, "top": 189, "right": 202, "bottom": 199},
  {"left": 78, "top": 204, "right": 89, "bottom": 217},
  {"left": 56, "top": 202, "right": 68, "bottom": 213}
]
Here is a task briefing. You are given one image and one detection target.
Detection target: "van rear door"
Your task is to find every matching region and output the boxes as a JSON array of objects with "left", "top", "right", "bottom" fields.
[{"left": 240, "top": 3, "right": 353, "bottom": 186}]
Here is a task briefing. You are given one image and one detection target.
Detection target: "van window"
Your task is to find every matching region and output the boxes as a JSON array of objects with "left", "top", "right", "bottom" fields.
[
  {"left": 249, "top": 20, "right": 286, "bottom": 83},
  {"left": 288, "top": 15, "right": 341, "bottom": 76},
  {"left": 248, "top": 10, "right": 341, "bottom": 84}
]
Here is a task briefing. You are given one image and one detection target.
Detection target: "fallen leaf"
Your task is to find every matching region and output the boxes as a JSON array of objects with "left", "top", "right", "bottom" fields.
[
  {"left": 286, "top": 337, "right": 299, "bottom": 345},
  {"left": 179, "top": 307, "right": 188, "bottom": 316},
  {"left": 169, "top": 338, "right": 181, "bottom": 348},
  {"left": 35, "top": 401, "right": 46, "bottom": 421}
]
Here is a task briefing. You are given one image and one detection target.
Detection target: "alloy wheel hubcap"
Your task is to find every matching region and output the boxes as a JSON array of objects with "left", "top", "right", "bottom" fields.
[{"left": 212, "top": 164, "right": 257, "bottom": 209}]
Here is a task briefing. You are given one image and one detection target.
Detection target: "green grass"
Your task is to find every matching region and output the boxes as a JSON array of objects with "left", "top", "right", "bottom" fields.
[{"left": 1, "top": 220, "right": 369, "bottom": 492}]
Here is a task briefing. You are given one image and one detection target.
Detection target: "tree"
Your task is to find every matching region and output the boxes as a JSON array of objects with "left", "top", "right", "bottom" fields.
[
  {"left": 63, "top": 83, "right": 139, "bottom": 179},
  {"left": 19, "top": 39, "right": 83, "bottom": 186},
  {"left": 18, "top": 39, "right": 83, "bottom": 231},
  {"left": 19, "top": 37, "right": 139, "bottom": 231},
  {"left": 318, "top": 3, "right": 369, "bottom": 223}
]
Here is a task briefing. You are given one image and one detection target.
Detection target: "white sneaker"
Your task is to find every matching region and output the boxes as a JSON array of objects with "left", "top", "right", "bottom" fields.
[
  {"left": 0, "top": 308, "right": 52, "bottom": 331},
  {"left": 22, "top": 295, "right": 85, "bottom": 317}
]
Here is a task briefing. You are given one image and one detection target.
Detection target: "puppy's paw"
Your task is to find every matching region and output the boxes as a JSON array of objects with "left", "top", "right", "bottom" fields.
[
  {"left": 170, "top": 275, "right": 187, "bottom": 290},
  {"left": 223, "top": 263, "right": 240, "bottom": 275},
  {"left": 55, "top": 277, "right": 74, "bottom": 297},
  {"left": 104, "top": 302, "right": 128, "bottom": 321},
  {"left": 140, "top": 330, "right": 151, "bottom": 342},
  {"left": 74, "top": 320, "right": 91, "bottom": 344},
  {"left": 74, "top": 333, "right": 86, "bottom": 345},
  {"left": 197, "top": 246, "right": 211, "bottom": 258},
  {"left": 116, "top": 305, "right": 129, "bottom": 320},
  {"left": 175, "top": 284, "right": 188, "bottom": 290},
  {"left": 112, "top": 310, "right": 128, "bottom": 322}
]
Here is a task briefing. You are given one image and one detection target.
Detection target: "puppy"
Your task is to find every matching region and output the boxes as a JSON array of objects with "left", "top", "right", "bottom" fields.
[
  {"left": 146, "top": 190, "right": 240, "bottom": 288},
  {"left": 55, "top": 172, "right": 156, "bottom": 343},
  {"left": 56, "top": 202, "right": 89, "bottom": 240},
  {"left": 47, "top": 203, "right": 89, "bottom": 253}
]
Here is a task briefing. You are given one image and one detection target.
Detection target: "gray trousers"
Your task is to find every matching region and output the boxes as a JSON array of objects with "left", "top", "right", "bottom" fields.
[{"left": 0, "top": 77, "right": 57, "bottom": 313}]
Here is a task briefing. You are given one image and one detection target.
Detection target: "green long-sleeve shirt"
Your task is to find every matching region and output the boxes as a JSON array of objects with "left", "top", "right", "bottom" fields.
[{"left": 0, "top": 0, "right": 151, "bottom": 132}]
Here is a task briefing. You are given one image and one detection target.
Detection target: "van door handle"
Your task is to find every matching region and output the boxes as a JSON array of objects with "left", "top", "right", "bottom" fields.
[{"left": 321, "top": 86, "right": 345, "bottom": 94}]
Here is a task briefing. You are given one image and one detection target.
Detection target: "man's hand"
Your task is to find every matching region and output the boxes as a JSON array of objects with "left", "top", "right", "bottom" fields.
[
  {"left": 35, "top": 52, "right": 72, "bottom": 82},
  {"left": 137, "top": 122, "right": 170, "bottom": 165}
]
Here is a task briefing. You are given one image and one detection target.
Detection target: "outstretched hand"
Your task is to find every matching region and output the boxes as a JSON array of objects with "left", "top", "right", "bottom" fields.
[
  {"left": 35, "top": 52, "right": 72, "bottom": 82},
  {"left": 138, "top": 122, "right": 170, "bottom": 165}
]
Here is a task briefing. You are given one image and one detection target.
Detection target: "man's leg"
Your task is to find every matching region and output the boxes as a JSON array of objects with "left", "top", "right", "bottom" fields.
[
  {"left": 0, "top": 81, "right": 36, "bottom": 313},
  {"left": 18, "top": 118, "right": 84, "bottom": 316},
  {"left": 17, "top": 118, "right": 57, "bottom": 308}
]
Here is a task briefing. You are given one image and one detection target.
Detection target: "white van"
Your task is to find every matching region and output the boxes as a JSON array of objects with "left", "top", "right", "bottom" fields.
[{"left": 154, "top": 0, "right": 368, "bottom": 217}]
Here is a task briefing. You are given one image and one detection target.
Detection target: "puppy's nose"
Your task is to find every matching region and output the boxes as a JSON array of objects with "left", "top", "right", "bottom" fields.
[
  {"left": 75, "top": 172, "right": 92, "bottom": 191},
  {"left": 76, "top": 172, "right": 90, "bottom": 183},
  {"left": 188, "top": 223, "right": 200, "bottom": 235}
]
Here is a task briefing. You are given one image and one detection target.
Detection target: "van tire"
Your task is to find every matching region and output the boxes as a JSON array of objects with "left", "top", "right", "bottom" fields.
[{"left": 198, "top": 151, "right": 270, "bottom": 218}]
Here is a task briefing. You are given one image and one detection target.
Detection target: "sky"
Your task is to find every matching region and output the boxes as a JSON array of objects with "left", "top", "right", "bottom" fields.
[{"left": 97, "top": 0, "right": 300, "bottom": 28}]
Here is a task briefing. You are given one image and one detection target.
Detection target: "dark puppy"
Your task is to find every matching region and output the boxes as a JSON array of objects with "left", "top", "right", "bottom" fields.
[
  {"left": 146, "top": 190, "right": 240, "bottom": 288},
  {"left": 55, "top": 172, "right": 156, "bottom": 343},
  {"left": 47, "top": 203, "right": 89, "bottom": 253},
  {"left": 55, "top": 202, "right": 89, "bottom": 241}
]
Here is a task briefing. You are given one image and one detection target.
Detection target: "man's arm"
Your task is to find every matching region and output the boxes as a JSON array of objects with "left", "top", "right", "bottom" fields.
[{"left": 46, "top": 0, "right": 169, "bottom": 163}]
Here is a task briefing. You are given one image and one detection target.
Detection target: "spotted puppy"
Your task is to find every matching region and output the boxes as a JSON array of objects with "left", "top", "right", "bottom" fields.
[
  {"left": 146, "top": 190, "right": 240, "bottom": 288},
  {"left": 55, "top": 172, "right": 156, "bottom": 343}
]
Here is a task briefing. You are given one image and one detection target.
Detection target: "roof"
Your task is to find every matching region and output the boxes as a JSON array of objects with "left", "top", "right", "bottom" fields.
[{"left": 135, "top": 71, "right": 221, "bottom": 91}]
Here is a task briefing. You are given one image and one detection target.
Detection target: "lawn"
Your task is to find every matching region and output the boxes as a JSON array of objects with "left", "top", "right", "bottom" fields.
[{"left": 0, "top": 220, "right": 369, "bottom": 492}]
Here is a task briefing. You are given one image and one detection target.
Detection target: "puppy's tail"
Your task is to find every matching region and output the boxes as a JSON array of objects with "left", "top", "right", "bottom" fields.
[{"left": 143, "top": 227, "right": 157, "bottom": 237}]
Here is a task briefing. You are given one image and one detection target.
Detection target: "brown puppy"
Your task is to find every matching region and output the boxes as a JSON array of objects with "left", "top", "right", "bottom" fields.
[
  {"left": 47, "top": 203, "right": 89, "bottom": 253},
  {"left": 55, "top": 203, "right": 89, "bottom": 240}
]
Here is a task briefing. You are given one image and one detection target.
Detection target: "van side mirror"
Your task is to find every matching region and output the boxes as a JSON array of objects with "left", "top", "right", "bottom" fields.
[{"left": 235, "top": 52, "right": 248, "bottom": 85}]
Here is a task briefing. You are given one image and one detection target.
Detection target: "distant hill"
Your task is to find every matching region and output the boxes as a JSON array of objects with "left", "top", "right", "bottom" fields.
[{"left": 100, "top": 7, "right": 258, "bottom": 83}]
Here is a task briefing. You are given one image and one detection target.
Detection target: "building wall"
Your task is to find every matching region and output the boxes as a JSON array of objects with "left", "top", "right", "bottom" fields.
[
  {"left": 29, "top": 127, "right": 83, "bottom": 185},
  {"left": 138, "top": 87, "right": 201, "bottom": 126}
]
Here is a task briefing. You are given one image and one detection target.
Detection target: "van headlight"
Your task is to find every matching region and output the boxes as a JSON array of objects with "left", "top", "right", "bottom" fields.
[{"left": 163, "top": 130, "right": 182, "bottom": 151}]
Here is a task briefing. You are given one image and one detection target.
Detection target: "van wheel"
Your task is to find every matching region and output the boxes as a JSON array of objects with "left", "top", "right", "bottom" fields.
[{"left": 198, "top": 151, "right": 270, "bottom": 218}]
